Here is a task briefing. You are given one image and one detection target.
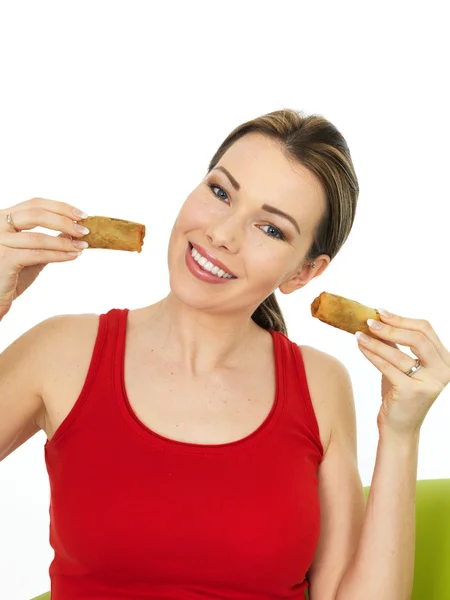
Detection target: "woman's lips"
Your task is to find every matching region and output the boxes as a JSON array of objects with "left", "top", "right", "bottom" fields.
[
  {"left": 189, "top": 241, "right": 237, "bottom": 278},
  {"left": 186, "top": 243, "right": 237, "bottom": 284}
]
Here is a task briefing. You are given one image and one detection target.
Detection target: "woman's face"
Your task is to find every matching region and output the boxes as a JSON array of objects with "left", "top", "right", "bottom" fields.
[{"left": 167, "top": 133, "right": 328, "bottom": 317}]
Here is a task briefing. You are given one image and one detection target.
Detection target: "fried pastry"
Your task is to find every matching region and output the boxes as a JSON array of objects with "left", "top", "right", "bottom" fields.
[
  {"left": 311, "top": 291, "right": 382, "bottom": 335},
  {"left": 78, "top": 216, "right": 146, "bottom": 253}
]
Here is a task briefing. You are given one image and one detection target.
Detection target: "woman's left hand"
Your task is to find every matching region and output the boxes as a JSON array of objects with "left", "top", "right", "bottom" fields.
[{"left": 355, "top": 311, "right": 450, "bottom": 437}]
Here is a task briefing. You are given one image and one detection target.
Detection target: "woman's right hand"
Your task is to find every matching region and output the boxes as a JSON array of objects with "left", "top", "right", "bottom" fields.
[{"left": 0, "top": 198, "right": 90, "bottom": 320}]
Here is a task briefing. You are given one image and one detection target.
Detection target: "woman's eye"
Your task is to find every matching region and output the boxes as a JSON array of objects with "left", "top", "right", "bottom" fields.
[
  {"left": 208, "top": 183, "right": 229, "bottom": 202},
  {"left": 259, "top": 224, "right": 286, "bottom": 241},
  {"left": 207, "top": 182, "right": 286, "bottom": 241}
]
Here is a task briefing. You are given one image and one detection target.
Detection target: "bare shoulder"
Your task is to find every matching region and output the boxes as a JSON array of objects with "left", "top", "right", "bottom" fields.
[
  {"left": 298, "top": 345, "right": 355, "bottom": 456},
  {"left": 36, "top": 312, "right": 100, "bottom": 375},
  {"left": 0, "top": 312, "right": 100, "bottom": 459},
  {"left": 39, "top": 311, "right": 100, "bottom": 344},
  {"left": 33, "top": 312, "right": 101, "bottom": 433}
]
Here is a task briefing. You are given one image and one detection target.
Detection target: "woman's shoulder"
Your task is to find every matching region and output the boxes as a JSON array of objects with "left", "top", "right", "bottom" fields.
[
  {"left": 11, "top": 311, "right": 101, "bottom": 373},
  {"left": 32, "top": 312, "right": 102, "bottom": 432},
  {"left": 35, "top": 311, "right": 102, "bottom": 356},
  {"left": 0, "top": 311, "right": 103, "bottom": 454},
  {"left": 297, "top": 344, "right": 354, "bottom": 456}
]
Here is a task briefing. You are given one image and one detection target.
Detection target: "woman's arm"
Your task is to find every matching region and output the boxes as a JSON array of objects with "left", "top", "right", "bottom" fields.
[
  {"left": 336, "top": 307, "right": 450, "bottom": 600},
  {"left": 0, "top": 322, "right": 46, "bottom": 462},
  {"left": 305, "top": 354, "right": 418, "bottom": 600},
  {"left": 301, "top": 348, "right": 366, "bottom": 600},
  {"left": 0, "top": 315, "right": 66, "bottom": 461},
  {"left": 335, "top": 429, "right": 419, "bottom": 600},
  {"left": 309, "top": 308, "right": 448, "bottom": 600}
]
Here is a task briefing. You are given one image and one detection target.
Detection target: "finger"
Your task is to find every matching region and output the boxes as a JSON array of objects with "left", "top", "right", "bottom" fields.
[
  {"left": 356, "top": 333, "right": 424, "bottom": 382},
  {"left": 0, "top": 206, "right": 90, "bottom": 238},
  {"left": 0, "top": 231, "right": 88, "bottom": 252},
  {"left": 376, "top": 310, "right": 450, "bottom": 367},
  {"left": 7, "top": 197, "right": 88, "bottom": 221},
  {"left": 356, "top": 343, "right": 409, "bottom": 386},
  {"left": 367, "top": 318, "right": 443, "bottom": 369},
  {"left": 5, "top": 247, "right": 83, "bottom": 268},
  {"left": 0, "top": 198, "right": 88, "bottom": 234}
]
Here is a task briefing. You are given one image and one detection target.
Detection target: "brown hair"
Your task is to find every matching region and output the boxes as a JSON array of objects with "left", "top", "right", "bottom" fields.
[{"left": 206, "top": 108, "right": 359, "bottom": 336}]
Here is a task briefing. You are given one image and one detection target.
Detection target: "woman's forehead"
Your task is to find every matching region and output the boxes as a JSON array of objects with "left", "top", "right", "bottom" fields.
[{"left": 216, "top": 135, "right": 326, "bottom": 225}]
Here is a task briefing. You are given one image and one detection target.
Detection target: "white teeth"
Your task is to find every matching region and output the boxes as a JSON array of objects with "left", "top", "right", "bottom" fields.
[{"left": 190, "top": 246, "right": 233, "bottom": 279}]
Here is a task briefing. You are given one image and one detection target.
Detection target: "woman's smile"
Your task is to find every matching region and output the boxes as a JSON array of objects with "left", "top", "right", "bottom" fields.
[{"left": 185, "top": 242, "right": 238, "bottom": 284}]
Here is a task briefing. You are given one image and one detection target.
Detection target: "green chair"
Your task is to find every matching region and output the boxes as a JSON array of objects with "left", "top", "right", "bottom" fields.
[
  {"left": 30, "top": 479, "right": 450, "bottom": 600},
  {"left": 395, "top": 478, "right": 450, "bottom": 599}
]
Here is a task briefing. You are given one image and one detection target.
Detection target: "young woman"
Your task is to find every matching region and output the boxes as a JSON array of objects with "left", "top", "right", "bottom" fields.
[{"left": 0, "top": 109, "right": 448, "bottom": 600}]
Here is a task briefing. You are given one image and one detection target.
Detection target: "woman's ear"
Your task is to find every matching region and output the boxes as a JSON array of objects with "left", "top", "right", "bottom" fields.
[{"left": 278, "top": 255, "right": 331, "bottom": 295}]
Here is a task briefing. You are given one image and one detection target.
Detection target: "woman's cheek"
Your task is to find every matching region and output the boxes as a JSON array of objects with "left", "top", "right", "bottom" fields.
[
  {"left": 188, "top": 196, "right": 223, "bottom": 227},
  {"left": 249, "top": 244, "right": 279, "bottom": 277}
]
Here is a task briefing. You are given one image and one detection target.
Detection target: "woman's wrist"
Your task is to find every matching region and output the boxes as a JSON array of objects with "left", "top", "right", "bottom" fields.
[{"left": 378, "top": 424, "right": 421, "bottom": 451}]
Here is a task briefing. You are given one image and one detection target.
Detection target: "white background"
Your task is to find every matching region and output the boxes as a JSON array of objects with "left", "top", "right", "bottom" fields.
[{"left": 0, "top": 1, "right": 449, "bottom": 598}]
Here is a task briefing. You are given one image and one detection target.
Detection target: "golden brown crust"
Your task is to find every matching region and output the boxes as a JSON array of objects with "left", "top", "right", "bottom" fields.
[
  {"left": 78, "top": 216, "right": 146, "bottom": 253},
  {"left": 311, "top": 291, "right": 381, "bottom": 335}
]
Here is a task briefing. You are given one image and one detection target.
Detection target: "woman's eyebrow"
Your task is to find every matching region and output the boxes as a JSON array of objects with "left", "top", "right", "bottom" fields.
[
  {"left": 213, "top": 166, "right": 241, "bottom": 190},
  {"left": 212, "top": 165, "right": 301, "bottom": 235}
]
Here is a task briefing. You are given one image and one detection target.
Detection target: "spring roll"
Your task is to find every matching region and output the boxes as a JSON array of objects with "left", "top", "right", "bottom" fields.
[
  {"left": 78, "top": 216, "right": 146, "bottom": 253},
  {"left": 311, "top": 291, "right": 382, "bottom": 336}
]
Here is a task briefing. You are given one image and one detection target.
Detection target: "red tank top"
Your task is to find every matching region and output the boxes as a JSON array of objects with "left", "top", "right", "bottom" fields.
[{"left": 44, "top": 308, "right": 324, "bottom": 599}]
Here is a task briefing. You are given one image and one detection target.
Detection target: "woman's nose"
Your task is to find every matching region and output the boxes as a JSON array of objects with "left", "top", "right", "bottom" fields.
[{"left": 204, "top": 216, "right": 240, "bottom": 252}]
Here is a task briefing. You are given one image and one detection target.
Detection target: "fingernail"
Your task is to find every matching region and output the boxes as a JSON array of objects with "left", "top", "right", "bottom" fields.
[
  {"left": 355, "top": 331, "right": 371, "bottom": 343},
  {"left": 71, "top": 240, "right": 89, "bottom": 249},
  {"left": 367, "top": 318, "right": 383, "bottom": 330},
  {"left": 73, "top": 208, "right": 88, "bottom": 218},
  {"left": 377, "top": 308, "right": 393, "bottom": 318},
  {"left": 74, "top": 224, "right": 90, "bottom": 235}
]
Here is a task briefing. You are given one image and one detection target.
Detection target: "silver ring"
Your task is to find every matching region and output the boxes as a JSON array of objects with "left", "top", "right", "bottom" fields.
[
  {"left": 6, "top": 213, "right": 20, "bottom": 232},
  {"left": 405, "top": 358, "right": 422, "bottom": 377}
]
